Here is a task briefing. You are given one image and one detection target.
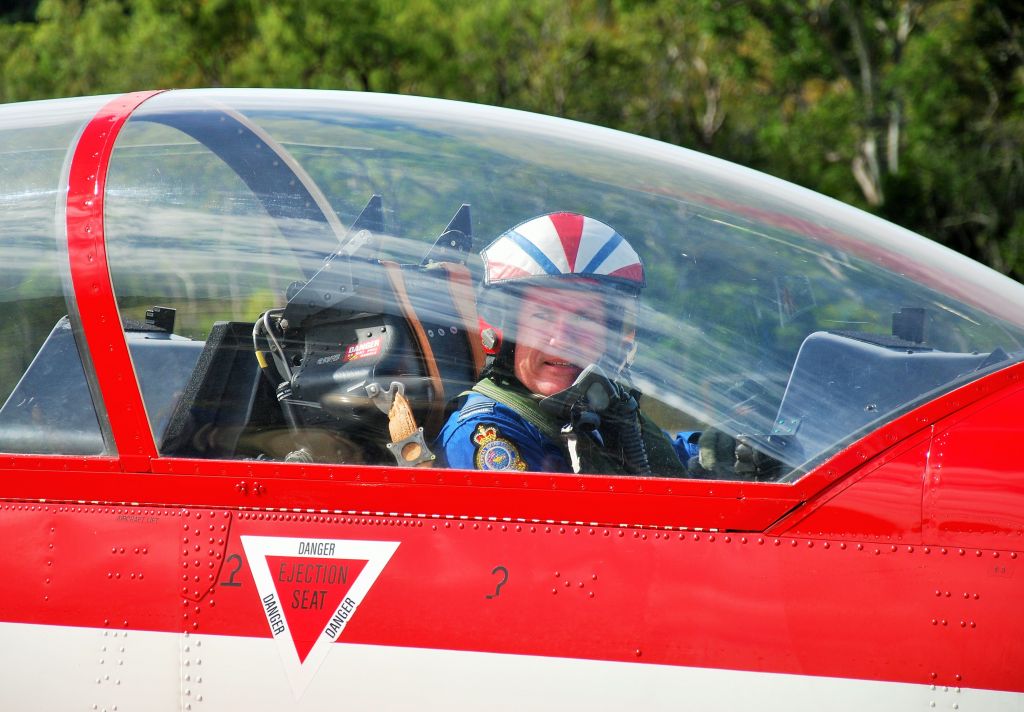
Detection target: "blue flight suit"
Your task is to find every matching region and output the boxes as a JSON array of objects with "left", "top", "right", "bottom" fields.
[
  {"left": 435, "top": 393, "right": 571, "bottom": 472},
  {"left": 435, "top": 382, "right": 690, "bottom": 476}
]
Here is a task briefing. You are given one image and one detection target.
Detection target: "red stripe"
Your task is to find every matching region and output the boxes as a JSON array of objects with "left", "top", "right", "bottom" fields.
[
  {"left": 608, "top": 263, "right": 644, "bottom": 283},
  {"left": 66, "top": 90, "right": 165, "bottom": 468},
  {"left": 486, "top": 261, "right": 534, "bottom": 282},
  {"left": 548, "top": 212, "right": 584, "bottom": 272}
]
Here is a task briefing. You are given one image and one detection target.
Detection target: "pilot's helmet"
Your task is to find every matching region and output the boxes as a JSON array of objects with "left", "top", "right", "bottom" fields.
[{"left": 477, "top": 212, "right": 645, "bottom": 379}]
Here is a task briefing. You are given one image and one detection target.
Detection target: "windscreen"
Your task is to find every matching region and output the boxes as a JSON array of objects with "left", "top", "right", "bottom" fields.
[{"left": 0, "top": 95, "right": 114, "bottom": 455}]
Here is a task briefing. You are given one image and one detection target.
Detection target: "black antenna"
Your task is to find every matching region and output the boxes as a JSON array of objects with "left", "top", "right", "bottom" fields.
[
  {"left": 339, "top": 194, "right": 384, "bottom": 256},
  {"left": 421, "top": 204, "right": 472, "bottom": 265},
  {"left": 285, "top": 195, "right": 384, "bottom": 322}
]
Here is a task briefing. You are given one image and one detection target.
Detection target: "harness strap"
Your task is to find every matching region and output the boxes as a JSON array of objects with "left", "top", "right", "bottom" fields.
[
  {"left": 472, "top": 379, "right": 562, "bottom": 440},
  {"left": 381, "top": 260, "right": 445, "bottom": 436},
  {"left": 470, "top": 378, "right": 688, "bottom": 477}
]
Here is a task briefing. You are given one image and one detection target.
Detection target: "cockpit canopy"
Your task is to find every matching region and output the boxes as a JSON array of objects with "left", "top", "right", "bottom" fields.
[{"left": 2, "top": 89, "right": 1023, "bottom": 481}]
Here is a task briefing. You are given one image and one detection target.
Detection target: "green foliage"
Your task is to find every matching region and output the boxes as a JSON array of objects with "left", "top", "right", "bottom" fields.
[{"left": 0, "top": 0, "right": 1022, "bottom": 281}]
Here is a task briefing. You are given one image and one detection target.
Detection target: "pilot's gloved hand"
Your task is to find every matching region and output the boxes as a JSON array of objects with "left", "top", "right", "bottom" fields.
[
  {"left": 694, "top": 429, "right": 784, "bottom": 481},
  {"left": 600, "top": 384, "right": 652, "bottom": 476},
  {"left": 736, "top": 435, "right": 784, "bottom": 481},
  {"left": 695, "top": 428, "right": 739, "bottom": 479}
]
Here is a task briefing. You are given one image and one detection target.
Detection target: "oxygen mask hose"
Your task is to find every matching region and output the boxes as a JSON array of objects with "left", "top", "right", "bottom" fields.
[{"left": 604, "top": 388, "right": 652, "bottom": 477}]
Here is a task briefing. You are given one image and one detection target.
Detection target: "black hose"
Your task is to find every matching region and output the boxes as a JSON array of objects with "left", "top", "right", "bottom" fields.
[{"left": 605, "top": 391, "right": 651, "bottom": 476}]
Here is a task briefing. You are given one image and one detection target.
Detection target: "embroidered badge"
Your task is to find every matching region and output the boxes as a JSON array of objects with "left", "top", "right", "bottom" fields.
[{"left": 472, "top": 424, "right": 527, "bottom": 471}]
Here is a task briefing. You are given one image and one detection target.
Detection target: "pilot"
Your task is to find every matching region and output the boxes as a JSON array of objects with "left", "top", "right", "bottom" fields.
[{"left": 435, "top": 212, "right": 687, "bottom": 477}]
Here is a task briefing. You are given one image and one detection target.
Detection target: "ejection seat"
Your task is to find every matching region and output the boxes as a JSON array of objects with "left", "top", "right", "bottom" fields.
[{"left": 160, "top": 197, "right": 484, "bottom": 466}]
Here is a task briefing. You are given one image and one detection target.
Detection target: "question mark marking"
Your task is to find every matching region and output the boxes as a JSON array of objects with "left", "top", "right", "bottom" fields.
[{"left": 487, "top": 565, "right": 509, "bottom": 599}]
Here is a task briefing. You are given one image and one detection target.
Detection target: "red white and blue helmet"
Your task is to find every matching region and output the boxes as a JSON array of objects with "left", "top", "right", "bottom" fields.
[
  {"left": 481, "top": 213, "right": 646, "bottom": 292},
  {"left": 478, "top": 213, "right": 645, "bottom": 376}
]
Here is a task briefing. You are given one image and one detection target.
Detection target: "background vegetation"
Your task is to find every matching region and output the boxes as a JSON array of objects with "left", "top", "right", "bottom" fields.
[{"left": 2, "top": 0, "right": 1021, "bottom": 280}]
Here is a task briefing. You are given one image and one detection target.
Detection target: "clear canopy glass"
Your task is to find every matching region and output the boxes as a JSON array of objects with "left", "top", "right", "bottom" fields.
[
  {"left": 4, "top": 89, "right": 1023, "bottom": 476},
  {"left": 0, "top": 95, "right": 113, "bottom": 454}
]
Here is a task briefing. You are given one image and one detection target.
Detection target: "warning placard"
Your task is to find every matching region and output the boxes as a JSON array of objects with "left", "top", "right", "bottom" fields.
[
  {"left": 266, "top": 556, "right": 368, "bottom": 662},
  {"left": 241, "top": 536, "right": 399, "bottom": 698},
  {"left": 344, "top": 336, "right": 382, "bottom": 362}
]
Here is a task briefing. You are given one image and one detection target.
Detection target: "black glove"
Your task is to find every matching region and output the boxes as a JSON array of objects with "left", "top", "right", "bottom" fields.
[
  {"left": 539, "top": 364, "right": 652, "bottom": 476},
  {"left": 691, "top": 429, "right": 783, "bottom": 481},
  {"left": 734, "top": 434, "right": 784, "bottom": 481}
]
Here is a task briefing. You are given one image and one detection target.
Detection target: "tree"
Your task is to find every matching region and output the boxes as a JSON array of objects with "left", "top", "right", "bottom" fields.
[{"left": 1, "top": 0, "right": 1021, "bottom": 280}]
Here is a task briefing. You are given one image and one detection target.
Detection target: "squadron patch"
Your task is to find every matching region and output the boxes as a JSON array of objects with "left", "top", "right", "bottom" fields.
[{"left": 472, "top": 424, "right": 527, "bottom": 471}]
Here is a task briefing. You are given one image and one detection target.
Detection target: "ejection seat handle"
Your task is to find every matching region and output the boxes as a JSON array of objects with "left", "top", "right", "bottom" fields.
[{"left": 366, "top": 382, "right": 436, "bottom": 467}]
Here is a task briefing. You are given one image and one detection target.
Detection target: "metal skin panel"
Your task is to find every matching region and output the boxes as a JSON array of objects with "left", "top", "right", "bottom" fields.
[
  {"left": 925, "top": 386, "right": 1024, "bottom": 550},
  {"left": 0, "top": 504, "right": 186, "bottom": 632},
  {"left": 0, "top": 627, "right": 1019, "bottom": 712},
  {"left": 0, "top": 499, "right": 1019, "bottom": 698},
  {"left": 774, "top": 433, "right": 930, "bottom": 542}
]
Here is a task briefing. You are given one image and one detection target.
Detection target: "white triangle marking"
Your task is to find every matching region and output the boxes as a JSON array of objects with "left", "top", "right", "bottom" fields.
[{"left": 241, "top": 536, "right": 400, "bottom": 699}]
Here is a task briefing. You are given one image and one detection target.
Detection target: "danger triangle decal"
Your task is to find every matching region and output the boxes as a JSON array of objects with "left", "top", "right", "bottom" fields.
[{"left": 241, "top": 536, "right": 399, "bottom": 698}]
